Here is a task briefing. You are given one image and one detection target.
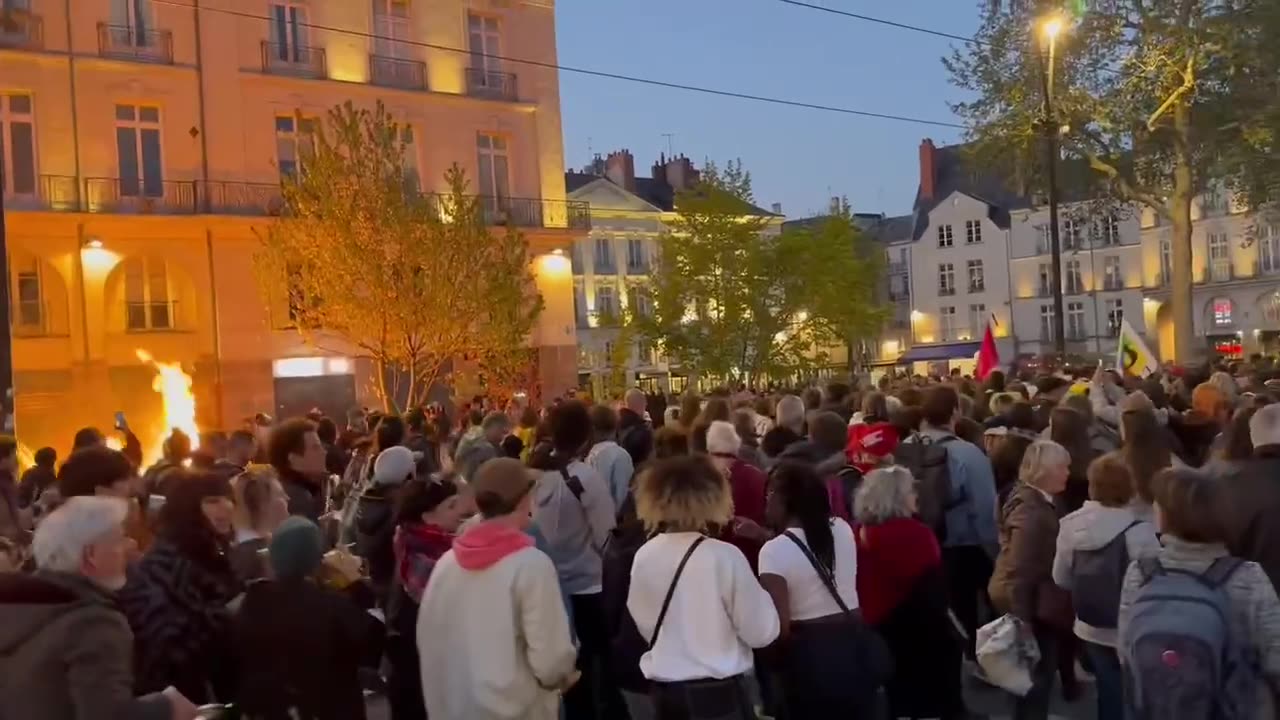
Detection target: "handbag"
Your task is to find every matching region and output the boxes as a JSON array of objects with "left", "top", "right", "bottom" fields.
[{"left": 782, "top": 530, "right": 893, "bottom": 696}]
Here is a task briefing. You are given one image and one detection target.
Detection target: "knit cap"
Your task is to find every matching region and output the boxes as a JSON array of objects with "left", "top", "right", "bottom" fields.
[{"left": 269, "top": 516, "right": 324, "bottom": 581}]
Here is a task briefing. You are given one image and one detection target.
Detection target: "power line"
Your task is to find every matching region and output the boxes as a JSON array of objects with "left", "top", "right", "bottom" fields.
[{"left": 150, "top": 0, "right": 966, "bottom": 130}]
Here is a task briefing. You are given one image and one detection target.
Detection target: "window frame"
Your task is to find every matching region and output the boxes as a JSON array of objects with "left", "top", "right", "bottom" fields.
[
  {"left": 114, "top": 102, "right": 165, "bottom": 198},
  {"left": 0, "top": 93, "right": 37, "bottom": 198}
]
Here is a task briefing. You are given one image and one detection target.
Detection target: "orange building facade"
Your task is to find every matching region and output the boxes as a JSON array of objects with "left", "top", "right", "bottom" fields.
[{"left": 0, "top": 0, "right": 584, "bottom": 454}]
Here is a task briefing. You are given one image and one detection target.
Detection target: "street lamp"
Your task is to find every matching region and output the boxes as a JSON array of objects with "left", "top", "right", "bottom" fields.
[{"left": 1038, "top": 13, "right": 1068, "bottom": 359}]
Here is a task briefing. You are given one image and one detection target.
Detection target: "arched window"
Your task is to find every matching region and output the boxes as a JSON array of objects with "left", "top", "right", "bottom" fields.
[
  {"left": 1211, "top": 298, "right": 1234, "bottom": 328},
  {"left": 1262, "top": 291, "right": 1280, "bottom": 324},
  {"left": 122, "top": 256, "right": 172, "bottom": 331}
]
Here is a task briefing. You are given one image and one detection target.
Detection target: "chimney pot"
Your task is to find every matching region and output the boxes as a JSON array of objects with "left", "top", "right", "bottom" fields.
[
  {"left": 919, "top": 138, "right": 938, "bottom": 202},
  {"left": 604, "top": 149, "right": 636, "bottom": 193}
]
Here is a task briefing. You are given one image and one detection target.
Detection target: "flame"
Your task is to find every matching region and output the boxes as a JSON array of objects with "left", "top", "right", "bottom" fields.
[{"left": 135, "top": 349, "right": 200, "bottom": 465}]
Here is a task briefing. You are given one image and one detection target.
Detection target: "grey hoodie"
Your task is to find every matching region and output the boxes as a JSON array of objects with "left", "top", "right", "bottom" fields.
[
  {"left": 1052, "top": 501, "right": 1161, "bottom": 647},
  {"left": 532, "top": 460, "right": 617, "bottom": 595}
]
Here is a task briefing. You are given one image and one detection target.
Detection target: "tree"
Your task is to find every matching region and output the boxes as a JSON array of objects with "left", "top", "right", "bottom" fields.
[
  {"left": 256, "top": 101, "right": 542, "bottom": 411},
  {"left": 946, "top": 0, "right": 1280, "bottom": 361},
  {"left": 631, "top": 161, "right": 885, "bottom": 386}
]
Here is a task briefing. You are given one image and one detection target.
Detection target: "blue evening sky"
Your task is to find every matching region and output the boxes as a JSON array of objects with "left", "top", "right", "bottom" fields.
[{"left": 555, "top": 0, "right": 982, "bottom": 218}]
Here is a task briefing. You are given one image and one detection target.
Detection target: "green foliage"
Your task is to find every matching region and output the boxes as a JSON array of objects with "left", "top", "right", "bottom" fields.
[
  {"left": 256, "top": 101, "right": 542, "bottom": 410},
  {"left": 629, "top": 164, "right": 885, "bottom": 385},
  {"left": 946, "top": 0, "right": 1280, "bottom": 360}
]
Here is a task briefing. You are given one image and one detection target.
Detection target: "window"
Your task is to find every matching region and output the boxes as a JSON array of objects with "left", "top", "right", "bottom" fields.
[
  {"left": 275, "top": 114, "right": 315, "bottom": 179},
  {"left": 1264, "top": 292, "right": 1280, "bottom": 324},
  {"left": 1063, "top": 259, "right": 1082, "bottom": 294},
  {"left": 10, "top": 254, "right": 42, "bottom": 331},
  {"left": 1062, "top": 218, "right": 1081, "bottom": 250},
  {"left": 965, "top": 220, "right": 982, "bottom": 245},
  {"left": 572, "top": 281, "right": 587, "bottom": 328},
  {"left": 268, "top": 2, "right": 309, "bottom": 62},
  {"left": 110, "top": 0, "right": 154, "bottom": 45},
  {"left": 1035, "top": 224, "right": 1051, "bottom": 254},
  {"left": 938, "top": 263, "right": 955, "bottom": 295},
  {"left": 628, "top": 286, "right": 653, "bottom": 317},
  {"left": 1098, "top": 214, "right": 1120, "bottom": 246},
  {"left": 594, "top": 237, "right": 615, "bottom": 273},
  {"left": 122, "top": 256, "right": 172, "bottom": 331},
  {"left": 115, "top": 104, "right": 163, "bottom": 197},
  {"left": 1212, "top": 298, "right": 1233, "bottom": 327},
  {"left": 936, "top": 224, "right": 953, "bottom": 248},
  {"left": 475, "top": 133, "right": 510, "bottom": 201},
  {"left": 1067, "top": 302, "right": 1086, "bottom": 339},
  {"left": 1202, "top": 186, "right": 1226, "bottom": 214},
  {"left": 594, "top": 283, "right": 617, "bottom": 321},
  {"left": 967, "top": 259, "right": 985, "bottom": 292},
  {"left": 1037, "top": 263, "right": 1052, "bottom": 296},
  {"left": 1039, "top": 304, "right": 1056, "bottom": 341},
  {"left": 570, "top": 241, "right": 584, "bottom": 274},
  {"left": 1261, "top": 225, "right": 1280, "bottom": 274},
  {"left": 940, "top": 306, "right": 957, "bottom": 340},
  {"left": 1159, "top": 239, "right": 1172, "bottom": 283},
  {"left": 1106, "top": 299, "right": 1123, "bottom": 336},
  {"left": 400, "top": 124, "right": 419, "bottom": 193},
  {"left": 968, "top": 303, "right": 986, "bottom": 335},
  {"left": 1208, "top": 232, "right": 1230, "bottom": 282},
  {"left": 0, "top": 94, "right": 35, "bottom": 197},
  {"left": 626, "top": 237, "right": 647, "bottom": 272},
  {"left": 468, "top": 13, "right": 501, "bottom": 74},
  {"left": 1103, "top": 256, "right": 1122, "bottom": 291},
  {"left": 372, "top": 0, "right": 411, "bottom": 58}
]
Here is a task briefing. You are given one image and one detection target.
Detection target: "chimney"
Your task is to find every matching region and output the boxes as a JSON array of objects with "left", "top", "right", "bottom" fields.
[
  {"left": 919, "top": 138, "right": 937, "bottom": 202},
  {"left": 604, "top": 149, "right": 636, "bottom": 192},
  {"left": 829, "top": 196, "right": 841, "bottom": 215},
  {"left": 664, "top": 154, "right": 699, "bottom": 192},
  {"left": 771, "top": 202, "right": 783, "bottom": 215}
]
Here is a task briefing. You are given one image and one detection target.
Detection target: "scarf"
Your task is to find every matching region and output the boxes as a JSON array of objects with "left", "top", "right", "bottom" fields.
[{"left": 394, "top": 523, "right": 455, "bottom": 602}]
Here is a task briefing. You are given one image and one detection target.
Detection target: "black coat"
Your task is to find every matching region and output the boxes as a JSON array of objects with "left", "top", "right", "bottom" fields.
[
  {"left": 875, "top": 565, "right": 964, "bottom": 719},
  {"left": 1221, "top": 447, "right": 1280, "bottom": 591},
  {"left": 601, "top": 520, "right": 652, "bottom": 693},
  {"left": 353, "top": 485, "right": 397, "bottom": 599},
  {"left": 617, "top": 409, "right": 654, "bottom": 467}
]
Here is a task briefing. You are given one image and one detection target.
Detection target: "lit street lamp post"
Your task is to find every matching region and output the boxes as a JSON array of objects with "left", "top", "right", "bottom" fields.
[{"left": 1039, "top": 15, "right": 1067, "bottom": 359}]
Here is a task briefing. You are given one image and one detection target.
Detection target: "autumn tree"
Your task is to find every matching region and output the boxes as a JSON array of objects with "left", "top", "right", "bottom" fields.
[
  {"left": 257, "top": 101, "right": 542, "bottom": 411},
  {"left": 946, "top": 0, "right": 1280, "bottom": 361}
]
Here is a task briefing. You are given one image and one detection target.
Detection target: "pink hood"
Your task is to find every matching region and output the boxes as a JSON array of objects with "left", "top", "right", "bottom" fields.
[{"left": 452, "top": 520, "right": 534, "bottom": 570}]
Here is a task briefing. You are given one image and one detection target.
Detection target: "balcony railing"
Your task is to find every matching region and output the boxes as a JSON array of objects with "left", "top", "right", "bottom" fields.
[
  {"left": 125, "top": 300, "right": 178, "bottom": 333},
  {"left": 887, "top": 261, "right": 909, "bottom": 275},
  {"left": 370, "top": 54, "right": 427, "bottom": 91},
  {"left": 84, "top": 177, "right": 199, "bottom": 214},
  {"left": 938, "top": 326, "right": 972, "bottom": 342},
  {"left": 425, "top": 195, "right": 591, "bottom": 230},
  {"left": 626, "top": 260, "right": 650, "bottom": 274},
  {"left": 262, "top": 41, "right": 326, "bottom": 78},
  {"left": 197, "top": 180, "right": 284, "bottom": 215},
  {"left": 1102, "top": 278, "right": 1124, "bottom": 292},
  {"left": 4, "top": 175, "right": 80, "bottom": 212},
  {"left": 1209, "top": 260, "right": 1234, "bottom": 283},
  {"left": 938, "top": 286, "right": 956, "bottom": 296},
  {"left": 0, "top": 9, "right": 42, "bottom": 49},
  {"left": 98, "top": 23, "right": 173, "bottom": 64},
  {"left": 968, "top": 282, "right": 985, "bottom": 293},
  {"left": 465, "top": 67, "right": 518, "bottom": 101}
]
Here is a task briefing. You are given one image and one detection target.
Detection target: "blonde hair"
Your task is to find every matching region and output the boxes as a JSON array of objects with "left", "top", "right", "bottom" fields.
[
  {"left": 1018, "top": 440, "right": 1070, "bottom": 490},
  {"left": 634, "top": 455, "right": 732, "bottom": 533}
]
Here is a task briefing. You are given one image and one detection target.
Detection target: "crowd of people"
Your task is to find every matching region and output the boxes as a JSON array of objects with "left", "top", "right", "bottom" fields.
[{"left": 1, "top": 360, "right": 1280, "bottom": 720}]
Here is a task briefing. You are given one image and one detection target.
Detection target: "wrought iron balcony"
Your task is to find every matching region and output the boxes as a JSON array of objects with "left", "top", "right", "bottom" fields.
[
  {"left": 84, "top": 177, "right": 199, "bottom": 214},
  {"left": 370, "top": 54, "right": 427, "bottom": 91},
  {"left": 425, "top": 194, "right": 590, "bottom": 230},
  {"left": 262, "top": 41, "right": 326, "bottom": 78},
  {"left": 3, "top": 175, "right": 80, "bottom": 212},
  {"left": 0, "top": 9, "right": 42, "bottom": 49},
  {"left": 98, "top": 23, "right": 173, "bottom": 64},
  {"left": 465, "top": 67, "right": 518, "bottom": 101},
  {"left": 938, "top": 286, "right": 956, "bottom": 297}
]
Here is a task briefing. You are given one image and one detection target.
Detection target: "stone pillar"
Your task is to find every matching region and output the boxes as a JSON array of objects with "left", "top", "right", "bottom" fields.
[{"left": 530, "top": 253, "right": 578, "bottom": 401}]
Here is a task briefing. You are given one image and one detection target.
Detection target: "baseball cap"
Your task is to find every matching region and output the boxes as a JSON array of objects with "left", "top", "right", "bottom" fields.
[
  {"left": 372, "top": 446, "right": 416, "bottom": 486},
  {"left": 471, "top": 457, "right": 536, "bottom": 515}
]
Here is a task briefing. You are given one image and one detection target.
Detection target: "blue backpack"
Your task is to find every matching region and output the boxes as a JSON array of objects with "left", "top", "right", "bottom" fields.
[{"left": 1120, "top": 556, "right": 1256, "bottom": 720}]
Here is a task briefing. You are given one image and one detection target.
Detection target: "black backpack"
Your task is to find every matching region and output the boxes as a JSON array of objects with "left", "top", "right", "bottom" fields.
[
  {"left": 892, "top": 434, "right": 957, "bottom": 541},
  {"left": 1071, "top": 520, "right": 1140, "bottom": 629}
]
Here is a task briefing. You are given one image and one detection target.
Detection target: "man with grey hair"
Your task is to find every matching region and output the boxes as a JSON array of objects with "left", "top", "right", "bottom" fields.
[
  {"left": 1220, "top": 403, "right": 1280, "bottom": 588},
  {"left": 456, "top": 411, "right": 511, "bottom": 482},
  {"left": 761, "top": 394, "right": 806, "bottom": 460},
  {"left": 617, "top": 387, "right": 654, "bottom": 466},
  {"left": 0, "top": 496, "right": 199, "bottom": 719}
]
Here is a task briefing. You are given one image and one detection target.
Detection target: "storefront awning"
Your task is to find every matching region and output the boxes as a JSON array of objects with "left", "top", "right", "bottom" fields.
[{"left": 898, "top": 342, "right": 983, "bottom": 363}]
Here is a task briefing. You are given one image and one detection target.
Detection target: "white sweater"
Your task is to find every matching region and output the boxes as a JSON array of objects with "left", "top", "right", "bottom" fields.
[{"left": 417, "top": 546, "right": 577, "bottom": 720}]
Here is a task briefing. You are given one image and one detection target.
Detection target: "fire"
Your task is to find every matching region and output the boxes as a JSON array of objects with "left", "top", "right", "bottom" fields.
[{"left": 135, "top": 349, "right": 200, "bottom": 465}]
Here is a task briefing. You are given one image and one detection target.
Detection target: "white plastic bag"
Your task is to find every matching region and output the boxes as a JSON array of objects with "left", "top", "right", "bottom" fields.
[{"left": 976, "top": 614, "right": 1041, "bottom": 697}]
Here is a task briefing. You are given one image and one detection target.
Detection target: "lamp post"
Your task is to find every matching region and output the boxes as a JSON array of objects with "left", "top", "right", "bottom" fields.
[{"left": 1038, "top": 15, "right": 1067, "bottom": 359}]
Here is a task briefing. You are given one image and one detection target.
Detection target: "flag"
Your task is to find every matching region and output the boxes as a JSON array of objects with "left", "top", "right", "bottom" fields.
[
  {"left": 976, "top": 322, "right": 1000, "bottom": 380},
  {"left": 1116, "top": 318, "right": 1159, "bottom": 377}
]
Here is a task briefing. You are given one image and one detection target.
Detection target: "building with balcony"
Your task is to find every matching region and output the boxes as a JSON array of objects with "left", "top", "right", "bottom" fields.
[
  {"left": 1, "top": 0, "right": 584, "bottom": 453},
  {"left": 566, "top": 151, "right": 781, "bottom": 397}
]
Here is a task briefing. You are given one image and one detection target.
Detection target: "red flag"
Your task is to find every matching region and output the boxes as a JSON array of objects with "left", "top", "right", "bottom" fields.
[{"left": 976, "top": 322, "right": 1000, "bottom": 380}]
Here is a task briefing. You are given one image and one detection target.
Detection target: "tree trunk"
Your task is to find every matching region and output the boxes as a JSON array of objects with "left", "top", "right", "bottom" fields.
[
  {"left": 1170, "top": 99, "right": 1197, "bottom": 363},
  {"left": 375, "top": 357, "right": 395, "bottom": 413}
]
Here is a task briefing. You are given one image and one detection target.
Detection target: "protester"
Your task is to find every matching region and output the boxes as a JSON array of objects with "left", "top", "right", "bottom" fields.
[
  {"left": 514, "top": 407, "right": 541, "bottom": 463},
  {"left": 118, "top": 471, "right": 240, "bottom": 704},
  {"left": 229, "top": 465, "right": 290, "bottom": 584},
  {"left": 268, "top": 418, "right": 329, "bottom": 521},
  {"left": 1220, "top": 403, "right": 1280, "bottom": 590},
  {"left": 141, "top": 429, "right": 192, "bottom": 497},
  {"left": 1117, "top": 399, "right": 1174, "bottom": 524},
  {"left": 627, "top": 455, "right": 779, "bottom": 720},
  {"left": 55, "top": 445, "right": 151, "bottom": 552},
  {"left": 403, "top": 408, "right": 440, "bottom": 477},
  {"left": 853, "top": 466, "right": 963, "bottom": 720},
  {"left": 1214, "top": 405, "right": 1259, "bottom": 464},
  {"left": 777, "top": 410, "right": 848, "bottom": 477},
  {"left": 417, "top": 458, "right": 578, "bottom": 720},
  {"left": 761, "top": 394, "right": 804, "bottom": 459},
  {"left": 1047, "top": 406, "right": 1095, "bottom": 514},
  {"left": 620, "top": 388, "right": 656, "bottom": 467},
  {"left": 353, "top": 445, "right": 417, "bottom": 602},
  {"left": 989, "top": 440, "right": 1071, "bottom": 720},
  {"left": 0, "top": 496, "right": 200, "bottom": 720},
  {"left": 758, "top": 461, "right": 877, "bottom": 718},
  {"left": 1052, "top": 454, "right": 1161, "bottom": 720},
  {"left": 386, "top": 476, "right": 470, "bottom": 720},
  {"left": 731, "top": 410, "right": 765, "bottom": 468},
  {"left": 653, "top": 426, "right": 690, "bottom": 460},
  {"left": 1172, "top": 383, "right": 1230, "bottom": 466},
  {"left": 17, "top": 446, "right": 56, "bottom": 508},
  {"left": 705, "top": 420, "right": 768, "bottom": 569},
  {"left": 212, "top": 429, "right": 258, "bottom": 482},
  {"left": 1118, "top": 467, "right": 1280, "bottom": 718},
  {"left": 0, "top": 435, "right": 30, "bottom": 543},
  {"left": 586, "top": 404, "right": 635, "bottom": 512},
  {"left": 455, "top": 412, "right": 509, "bottom": 482},
  {"left": 677, "top": 394, "right": 702, "bottom": 432},
  {"left": 234, "top": 516, "right": 385, "bottom": 720},
  {"left": 689, "top": 398, "right": 731, "bottom": 453},
  {"left": 528, "top": 401, "right": 618, "bottom": 720}
]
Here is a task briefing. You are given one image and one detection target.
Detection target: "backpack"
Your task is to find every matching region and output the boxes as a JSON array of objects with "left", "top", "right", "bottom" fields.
[
  {"left": 1121, "top": 556, "right": 1256, "bottom": 720},
  {"left": 827, "top": 465, "right": 864, "bottom": 522},
  {"left": 1070, "top": 520, "right": 1140, "bottom": 629},
  {"left": 892, "top": 435, "right": 956, "bottom": 541}
]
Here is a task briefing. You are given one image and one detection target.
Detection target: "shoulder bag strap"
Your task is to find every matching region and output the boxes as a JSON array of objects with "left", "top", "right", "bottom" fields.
[
  {"left": 648, "top": 535, "right": 707, "bottom": 648},
  {"left": 782, "top": 529, "right": 853, "bottom": 617}
]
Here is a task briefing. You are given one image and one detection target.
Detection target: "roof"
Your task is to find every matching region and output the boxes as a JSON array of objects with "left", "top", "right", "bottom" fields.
[
  {"left": 911, "top": 143, "right": 1033, "bottom": 241},
  {"left": 781, "top": 212, "right": 914, "bottom": 245},
  {"left": 565, "top": 172, "right": 777, "bottom": 217}
]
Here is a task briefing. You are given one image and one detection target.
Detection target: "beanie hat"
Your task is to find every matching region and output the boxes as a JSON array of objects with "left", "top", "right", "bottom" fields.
[
  {"left": 373, "top": 446, "right": 416, "bottom": 486},
  {"left": 269, "top": 516, "right": 324, "bottom": 581},
  {"left": 705, "top": 420, "right": 741, "bottom": 456}
]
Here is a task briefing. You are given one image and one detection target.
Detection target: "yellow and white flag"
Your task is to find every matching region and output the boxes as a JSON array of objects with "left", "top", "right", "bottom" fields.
[{"left": 1116, "top": 318, "right": 1159, "bottom": 377}]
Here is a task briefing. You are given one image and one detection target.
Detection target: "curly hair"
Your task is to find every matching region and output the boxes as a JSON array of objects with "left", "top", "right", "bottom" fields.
[{"left": 634, "top": 455, "right": 731, "bottom": 533}]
